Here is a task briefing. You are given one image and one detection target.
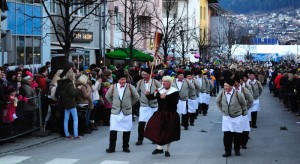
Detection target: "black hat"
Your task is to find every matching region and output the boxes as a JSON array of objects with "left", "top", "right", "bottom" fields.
[
  {"left": 184, "top": 70, "right": 192, "bottom": 76},
  {"left": 143, "top": 68, "right": 151, "bottom": 75},
  {"left": 184, "top": 70, "right": 192, "bottom": 78},
  {"left": 225, "top": 78, "right": 235, "bottom": 86},
  {"left": 233, "top": 75, "right": 241, "bottom": 82},
  {"left": 117, "top": 69, "right": 126, "bottom": 80},
  {"left": 248, "top": 70, "right": 255, "bottom": 75}
]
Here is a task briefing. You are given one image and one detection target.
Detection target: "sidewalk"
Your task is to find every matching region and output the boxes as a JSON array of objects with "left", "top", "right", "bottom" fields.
[{"left": 0, "top": 133, "right": 62, "bottom": 157}]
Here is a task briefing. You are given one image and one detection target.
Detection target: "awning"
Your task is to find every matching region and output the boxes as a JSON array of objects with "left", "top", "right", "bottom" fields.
[{"left": 106, "top": 48, "right": 154, "bottom": 62}]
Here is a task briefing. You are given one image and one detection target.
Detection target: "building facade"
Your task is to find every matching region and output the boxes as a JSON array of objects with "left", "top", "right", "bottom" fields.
[{"left": 1, "top": 0, "right": 50, "bottom": 70}]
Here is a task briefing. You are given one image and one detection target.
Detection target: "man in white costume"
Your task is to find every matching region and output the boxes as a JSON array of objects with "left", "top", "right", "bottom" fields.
[{"left": 105, "top": 69, "right": 139, "bottom": 153}]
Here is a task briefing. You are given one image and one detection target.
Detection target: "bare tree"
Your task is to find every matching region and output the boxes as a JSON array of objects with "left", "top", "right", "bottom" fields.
[
  {"left": 115, "top": 0, "right": 156, "bottom": 65},
  {"left": 191, "top": 27, "right": 213, "bottom": 63},
  {"left": 154, "top": 0, "right": 187, "bottom": 63},
  {"left": 40, "top": 0, "right": 102, "bottom": 61},
  {"left": 174, "top": 21, "right": 195, "bottom": 67},
  {"left": 223, "top": 17, "right": 243, "bottom": 60}
]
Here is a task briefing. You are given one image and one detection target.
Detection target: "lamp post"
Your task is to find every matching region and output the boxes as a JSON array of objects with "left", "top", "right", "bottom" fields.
[{"left": 99, "top": 1, "right": 119, "bottom": 66}]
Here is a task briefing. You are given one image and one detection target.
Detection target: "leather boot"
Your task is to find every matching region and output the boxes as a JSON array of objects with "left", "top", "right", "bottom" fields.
[
  {"left": 106, "top": 131, "right": 117, "bottom": 153},
  {"left": 136, "top": 122, "right": 145, "bottom": 145},
  {"left": 123, "top": 131, "right": 131, "bottom": 152}
]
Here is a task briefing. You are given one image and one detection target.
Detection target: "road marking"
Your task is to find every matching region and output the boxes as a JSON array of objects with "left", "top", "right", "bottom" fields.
[
  {"left": 44, "top": 158, "right": 79, "bottom": 164},
  {"left": 0, "top": 155, "right": 30, "bottom": 164},
  {"left": 100, "top": 160, "right": 129, "bottom": 164}
]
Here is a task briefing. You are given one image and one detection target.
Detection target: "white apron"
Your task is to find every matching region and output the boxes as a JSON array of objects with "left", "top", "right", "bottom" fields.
[
  {"left": 222, "top": 115, "right": 243, "bottom": 133},
  {"left": 241, "top": 115, "right": 251, "bottom": 132},
  {"left": 198, "top": 92, "right": 209, "bottom": 104},
  {"left": 177, "top": 100, "right": 187, "bottom": 114},
  {"left": 187, "top": 98, "right": 197, "bottom": 113},
  {"left": 139, "top": 106, "right": 158, "bottom": 122},
  {"left": 110, "top": 112, "right": 132, "bottom": 131},
  {"left": 205, "top": 93, "right": 211, "bottom": 105},
  {"left": 248, "top": 99, "right": 260, "bottom": 120}
]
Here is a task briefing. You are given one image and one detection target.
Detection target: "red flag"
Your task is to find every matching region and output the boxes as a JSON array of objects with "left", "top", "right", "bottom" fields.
[{"left": 154, "top": 32, "right": 162, "bottom": 53}]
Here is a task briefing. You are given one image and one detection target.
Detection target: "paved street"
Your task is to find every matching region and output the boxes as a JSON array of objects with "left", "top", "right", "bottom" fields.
[{"left": 1, "top": 87, "right": 300, "bottom": 164}]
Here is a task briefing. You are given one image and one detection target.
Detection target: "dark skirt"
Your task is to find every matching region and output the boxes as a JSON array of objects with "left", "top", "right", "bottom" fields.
[{"left": 144, "top": 111, "right": 180, "bottom": 145}]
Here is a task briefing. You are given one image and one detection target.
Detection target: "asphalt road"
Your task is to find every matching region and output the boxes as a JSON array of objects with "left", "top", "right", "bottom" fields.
[{"left": 1, "top": 87, "right": 300, "bottom": 164}]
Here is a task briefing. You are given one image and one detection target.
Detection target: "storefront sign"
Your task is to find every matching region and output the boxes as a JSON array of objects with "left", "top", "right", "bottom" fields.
[{"left": 74, "top": 31, "right": 93, "bottom": 43}]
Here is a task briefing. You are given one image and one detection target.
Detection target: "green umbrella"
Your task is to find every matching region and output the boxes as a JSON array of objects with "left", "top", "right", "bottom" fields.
[
  {"left": 106, "top": 48, "right": 154, "bottom": 62},
  {"left": 106, "top": 49, "right": 130, "bottom": 60},
  {"left": 132, "top": 49, "right": 154, "bottom": 62}
]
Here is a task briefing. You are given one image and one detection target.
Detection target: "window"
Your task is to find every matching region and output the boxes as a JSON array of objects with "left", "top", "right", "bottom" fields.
[
  {"left": 115, "top": 12, "right": 122, "bottom": 30},
  {"left": 50, "top": 0, "right": 56, "bottom": 13},
  {"left": 33, "top": 36, "right": 41, "bottom": 64},
  {"left": 73, "top": 3, "right": 88, "bottom": 17},
  {"left": 16, "top": 36, "right": 25, "bottom": 65},
  {"left": 137, "top": 16, "right": 151, "bottom": 33},
  {"left": 12, "top": 36, "right": 41, "bottom": 65},
  {"left": 94, "top": 4, "right": 100, "bottom": 20}
]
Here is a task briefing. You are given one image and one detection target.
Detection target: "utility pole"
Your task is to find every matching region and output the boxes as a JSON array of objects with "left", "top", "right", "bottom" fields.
[
  {"left": 99, "top": 4, "right": 102, "bottom": 65},
  {"left": 124, "top": 0, "right": 127, "bottom": 47},
  {"left": 103, "top": 0, "right": 106, "bottom": 65}
]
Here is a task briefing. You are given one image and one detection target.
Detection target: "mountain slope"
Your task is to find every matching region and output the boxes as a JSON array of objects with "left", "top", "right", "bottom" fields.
[{"left": 219, "top": 0, "right": 300, "bottom": 14}]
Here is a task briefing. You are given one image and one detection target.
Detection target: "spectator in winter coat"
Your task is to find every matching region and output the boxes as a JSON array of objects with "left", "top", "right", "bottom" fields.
[{"left": 56, "top": 67, "right": 81, "bottom": 139}]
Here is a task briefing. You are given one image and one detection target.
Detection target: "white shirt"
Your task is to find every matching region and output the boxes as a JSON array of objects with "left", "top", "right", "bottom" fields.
[
  {"left": 176, "top": 78, "right": 184, "bottom": 91},
  {"left": 117, "top": 83, "right": 127, "bottom": 100},
  {"left": 250, "top": 79, "right": 257, "bottom": 85},
  {"left": 144, "top": 79, "right": 151, "bottom": 91},
  {"left": 235, "top": 85, "right": 242, "bottom": 93},
  {"left": 197, "top": 76, "right": 202, "bottom": 87},
  {"left": 225, "top": 89, "right": 234, "bottom": 105}
]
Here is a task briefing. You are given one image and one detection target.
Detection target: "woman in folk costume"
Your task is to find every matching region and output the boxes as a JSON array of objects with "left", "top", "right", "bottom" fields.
[
  {"left": 135, "top": 68, "right": 161, "bottom": 146},
  {"left": 105, "top": 69, "right": 139, "bottom": 153},
  {"left": 172, "top": 69, "right": 195, "bottom": 130},
  {"left": 216, "top": 78, "right": 246, "bottom": 157},
  {"left": 144, "top": 76, "right": 180, "bottom": 157},
  {"left": 247, "top": 71, "right": 263, "bottom": 128},
  {"left": 233, "top": 76, "right": 254, "bottom": 149}
]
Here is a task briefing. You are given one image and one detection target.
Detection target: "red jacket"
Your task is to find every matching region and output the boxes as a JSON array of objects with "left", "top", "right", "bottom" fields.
[
  {"left": 2, "top": 96, "right": 17, "bottom": 123},
  {"left": 274, "top": 74, "right": 282, "bottom": 89},
  {"left": 35, "top": 74, "right": 47, "bottom": 93}
]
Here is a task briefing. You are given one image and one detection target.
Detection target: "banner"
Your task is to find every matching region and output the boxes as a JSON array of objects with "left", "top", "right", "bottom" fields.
[{"left": 154, "top": 32, "right": 162, "bottom": 53}]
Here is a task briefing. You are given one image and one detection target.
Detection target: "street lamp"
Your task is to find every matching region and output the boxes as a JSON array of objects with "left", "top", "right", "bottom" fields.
[{"left": 99, "top": 2, "right": 119, "bottom": 66}]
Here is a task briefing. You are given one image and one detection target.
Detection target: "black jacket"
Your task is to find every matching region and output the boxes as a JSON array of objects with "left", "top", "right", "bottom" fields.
[{"left": 56, "top": 79, "right": 80, "bottom": 109}]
